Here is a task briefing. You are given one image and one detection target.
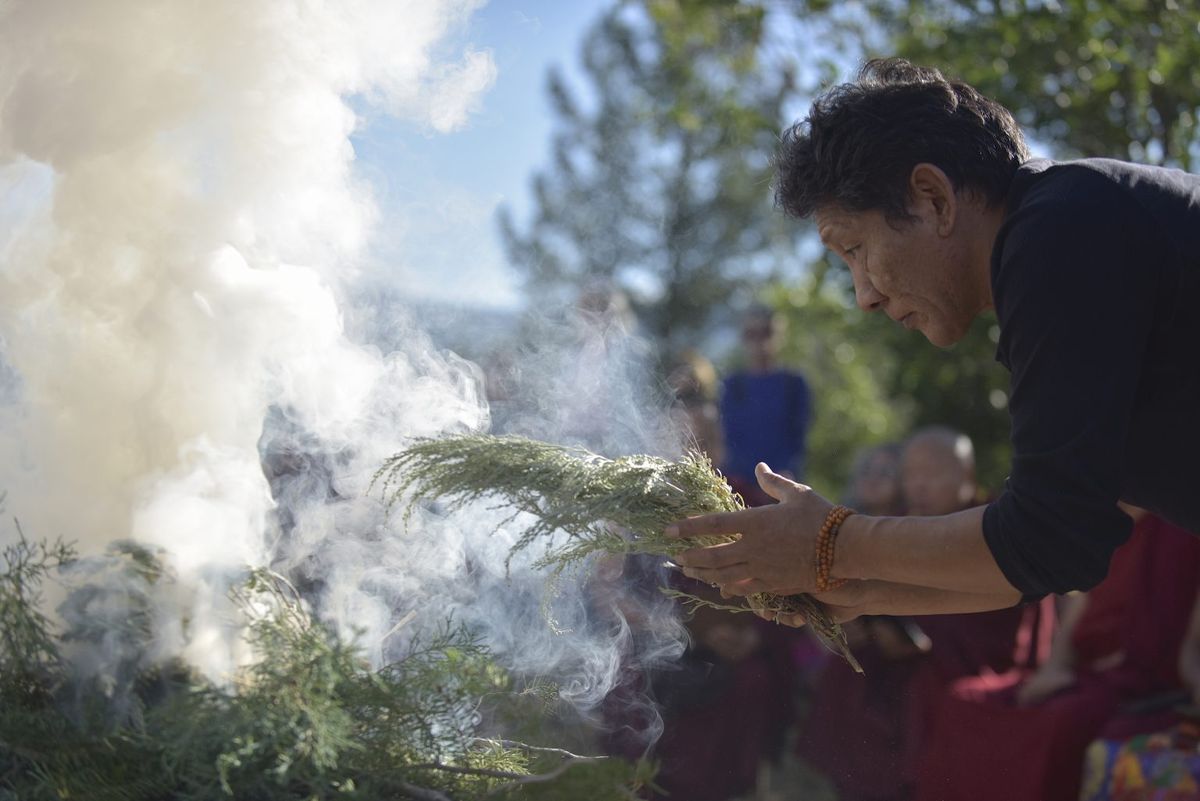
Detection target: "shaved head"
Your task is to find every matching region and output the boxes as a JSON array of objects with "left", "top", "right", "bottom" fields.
[{"left": 901, "top": 425, "right": 977, "bottom": 516}]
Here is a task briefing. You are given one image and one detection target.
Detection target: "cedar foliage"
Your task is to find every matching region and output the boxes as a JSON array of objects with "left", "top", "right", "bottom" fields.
[
  {"left": 0, "top": 528, "right": 650, "bottom": 801},
  {"left": 376, "top": 433, "right": 861, "bottom": 673}
]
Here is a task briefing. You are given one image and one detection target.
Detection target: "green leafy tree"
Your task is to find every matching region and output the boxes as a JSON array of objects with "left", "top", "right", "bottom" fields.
[
  {"left": 884, "top": 0, "right": 1200, "bottom": 169},
  {"left": 784, "top": 0, "right": 1200, "bottom": 168},
  {"left": 499, "top": 0, "right": 798, "bottom": 351}
]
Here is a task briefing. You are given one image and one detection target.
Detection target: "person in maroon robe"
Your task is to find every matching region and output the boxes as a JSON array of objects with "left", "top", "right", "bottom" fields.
[
  {"left": 649, "top": 580, "right": 780, "bottom": 801},
  {"left": 897, "top": 427, "right": 1056, "bottom": 780},
  {"left": 797, "top": 427, "right": 1042, "bottom": 801},
  {"left": 914, "top": 508, "right": 1200, "bottom": 801}
]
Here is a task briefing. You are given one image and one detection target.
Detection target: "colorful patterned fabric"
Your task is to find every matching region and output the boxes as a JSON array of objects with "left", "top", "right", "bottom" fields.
[{"left": 1081, "top": 723, "right": 1200, "bottom": 801}]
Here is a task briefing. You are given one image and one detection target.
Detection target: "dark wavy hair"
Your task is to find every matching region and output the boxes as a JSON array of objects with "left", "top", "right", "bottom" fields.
[{"left": 774, "top": 58, "right": 1029, "bottom": 224}]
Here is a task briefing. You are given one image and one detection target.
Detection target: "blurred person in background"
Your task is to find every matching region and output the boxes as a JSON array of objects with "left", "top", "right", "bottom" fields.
[
  {"left": 796, "top": 440, "right": 928, "bottom": 801},
  {"left": 800, "top": 427, "right": 1047, "bottom": 801},
  {"left": 719, "top": 304, "right": 812, "bottom": 508},
  {"left": 843, "top": 442, "right": 906, "bottom": 517},
  {"left": 899, "top": 426, "right": 982, "bottom": 518},
  {"left": 897, "top": 427, "right": 1041, "bottom": 683},
  {"left": 667, "top": 348, "right": 725, "bottom": 466},
  {"left": 671, "top": 58, "right": 1200, "bottom": 625},
  {"left": 646, "top": 579, "right": 782, "bottom": 801},
  {"left": 659, "top": 345, "right": 803, "bottom": 801},
  {"left": 1075, "top": 546, "right": 1200, "bottom": 801},
  {"left": 896, "top": 427, "right": 1055, "bottom": 777},
  {"left": 918, "top": 505, "right": 1200, "bottom": 801},
  {"left": 625, "top": 349, "right": 761, "bottom": 801},
  {"left": 717, "top": 305, "right": 823, "bottom": 791},
  {"left": 498, "top": 280, "right": 671, "bottom": 458}
]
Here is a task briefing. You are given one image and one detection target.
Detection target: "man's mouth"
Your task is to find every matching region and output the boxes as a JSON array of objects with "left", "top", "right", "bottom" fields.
[{"left": 900, "top": 312, "right": 917, "bottom": 330}]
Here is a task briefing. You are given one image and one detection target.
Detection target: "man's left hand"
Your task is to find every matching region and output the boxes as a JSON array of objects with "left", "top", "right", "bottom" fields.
[{"left": 667, "top": 462, "right": 833, "bottom": 596}]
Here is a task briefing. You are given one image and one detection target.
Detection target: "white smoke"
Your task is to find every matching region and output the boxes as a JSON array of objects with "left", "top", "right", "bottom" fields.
[
  {"left": 0, "top": 0, "right": 686, "bottom": 741},
  {"left": 0, "top": 0, "right": 493, "bottom": 674}
]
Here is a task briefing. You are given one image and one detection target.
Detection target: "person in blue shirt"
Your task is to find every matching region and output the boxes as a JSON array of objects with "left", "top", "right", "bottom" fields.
[{"left": 719, "top": 304, "right": 813, "bottom": 507}]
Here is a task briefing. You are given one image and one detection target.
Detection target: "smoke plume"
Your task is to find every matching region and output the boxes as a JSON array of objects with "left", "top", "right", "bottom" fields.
[{"left": 0, "top": 0, "right": 686, "bottom": 744}]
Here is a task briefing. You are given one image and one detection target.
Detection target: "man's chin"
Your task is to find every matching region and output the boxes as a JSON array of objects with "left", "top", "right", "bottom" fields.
[
  {"left": 920, "top": 321, "right": 967, "bottom": 349},
  {"left": 923, "top": 331, "right": 954, "bottom": 348}
]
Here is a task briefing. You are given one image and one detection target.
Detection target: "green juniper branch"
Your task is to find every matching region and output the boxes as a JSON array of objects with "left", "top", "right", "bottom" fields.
[{"left": 374, "top": 434, "right": 862, "bottom": 673}]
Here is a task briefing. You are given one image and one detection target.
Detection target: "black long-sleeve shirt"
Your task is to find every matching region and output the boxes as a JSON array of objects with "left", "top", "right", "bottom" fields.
[{"left": 982, "top": 158, "right": 1200, "bottom": 598}]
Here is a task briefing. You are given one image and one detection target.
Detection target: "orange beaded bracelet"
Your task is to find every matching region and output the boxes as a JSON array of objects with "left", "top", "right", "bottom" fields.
[{"left": 814, "top": 504, "right": 855, "bottom": 592}]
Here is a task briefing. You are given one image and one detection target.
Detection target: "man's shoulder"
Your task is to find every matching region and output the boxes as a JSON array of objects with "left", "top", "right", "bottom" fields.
[
  {"left": 1008, "top": 158, "right": 1200, "bottom": 231},
  {"left": 770, "top": 368, "right": 810, "bottom": 388},
  {"left": 995, "top": 160, "right": 1161, "bottom": 281},
  {"left": 1009, "top": 159, "right": 1139, "bottom": 216},
  {"left": 786, "top": 369, "right": 810, "bottom": 389},
  {"left": 991, "top": 160, "right": 1179, "bottom": 364}
]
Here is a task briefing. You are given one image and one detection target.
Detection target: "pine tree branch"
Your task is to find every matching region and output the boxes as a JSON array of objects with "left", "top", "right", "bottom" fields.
[
  {"left": 413, "top": 763, "right": 526, "bottom": 780},
  {"left": 481, "top": 758, "right": 607, "bottom": 798},
  {"left": 413, "top": 753, "right": 611, "bottom": 798},
  {"left": 0, "top": 736, "right": 48, "bottom": 763},
  {"left": 398, "top": 780, "right": 456, "bottom": 801},
  {"left": 472, "top": 738, "right": 602, "bottom": 761}
]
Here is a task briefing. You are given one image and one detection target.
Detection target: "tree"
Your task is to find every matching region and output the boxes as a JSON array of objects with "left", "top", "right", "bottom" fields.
[
  {"left": 884, "top": 0, "right": 1200, "bottom": 169},
  {"left": 499, "top": 0, "right": 799, "bottom": 351},
  {"left": 783, "top": 0, "right": 1200, "bottom": 168}
]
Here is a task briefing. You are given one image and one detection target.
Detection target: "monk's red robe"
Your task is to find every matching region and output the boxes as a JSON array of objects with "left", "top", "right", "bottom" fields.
[
  {"left": 795, "top": 520, "right": 1052, "bottom": 801},
  {"left": 914, "top": 514, "right": 1200, "bottom": 801}
]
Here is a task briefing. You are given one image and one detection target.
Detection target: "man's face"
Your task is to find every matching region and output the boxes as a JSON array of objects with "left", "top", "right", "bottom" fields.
[
  {"left": 815, "top": 204, "right": 977, "bottom": 347},
  {"left": 740, "top": 318, "right": 777, "bottom": 361},
  {"left": 900, "top": 440, "right": 975, "bottom": 516}
]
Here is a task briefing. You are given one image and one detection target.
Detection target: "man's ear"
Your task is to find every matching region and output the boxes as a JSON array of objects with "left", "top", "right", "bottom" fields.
[{"left": 909, "top": 163, "right": 957, "bottom": 236}]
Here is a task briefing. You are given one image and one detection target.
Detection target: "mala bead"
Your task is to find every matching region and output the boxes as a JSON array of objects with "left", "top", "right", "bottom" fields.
[{"left": 814, "top": 504, "right": 855, "bottom": 592}]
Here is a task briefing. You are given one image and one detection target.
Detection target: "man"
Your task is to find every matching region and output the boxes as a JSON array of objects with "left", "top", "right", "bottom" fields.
[
  {"left": 670, "top": 58, "right": 1200, "bottom": 621},
  {"left": 719, "top": 304, "right": 812, "bottom": 506}
]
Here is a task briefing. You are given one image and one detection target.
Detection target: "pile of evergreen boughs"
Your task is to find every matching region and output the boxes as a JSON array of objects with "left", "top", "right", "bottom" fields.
[
  {"left": 0, "top": 529, "right": 651, "bottom": 801},
  {"left": 375, "top": 434, "right": 860, "bottom": 673}
]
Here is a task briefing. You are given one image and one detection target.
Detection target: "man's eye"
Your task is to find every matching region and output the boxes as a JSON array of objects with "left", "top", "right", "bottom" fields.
[{"left": 845, "top": 246, "right": 860, "bottom": 258}]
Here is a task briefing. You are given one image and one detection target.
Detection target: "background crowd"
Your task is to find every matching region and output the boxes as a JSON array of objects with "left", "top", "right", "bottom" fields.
[{"left": 494, "top": 294, "right": 1200, "bottom": 801}]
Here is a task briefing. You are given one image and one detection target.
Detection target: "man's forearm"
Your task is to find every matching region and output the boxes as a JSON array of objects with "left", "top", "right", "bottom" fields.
[
  {"left": 835, "top": 505, "right": 1023, "bottom": 597},
  {"left": 847, "top": 580, "right": 1021, "bottom": 617}
]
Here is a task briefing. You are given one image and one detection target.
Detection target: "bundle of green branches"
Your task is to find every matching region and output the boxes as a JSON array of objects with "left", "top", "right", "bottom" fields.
[
  {"left": 375, "top": 434, "right": 861, "bottom": 674},
  {"left": 0, "top": 532, "right": 651, "bottom": 801}
]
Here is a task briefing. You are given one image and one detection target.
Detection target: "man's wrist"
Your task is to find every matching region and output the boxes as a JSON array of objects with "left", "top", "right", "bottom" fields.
[{"left": 834, "top": 512, "right": 877, "bottom": 582}]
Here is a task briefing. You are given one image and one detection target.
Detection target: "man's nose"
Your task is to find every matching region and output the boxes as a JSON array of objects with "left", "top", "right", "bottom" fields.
[{"left": 851, "top": 269, "right": 887, "bottom": 312}]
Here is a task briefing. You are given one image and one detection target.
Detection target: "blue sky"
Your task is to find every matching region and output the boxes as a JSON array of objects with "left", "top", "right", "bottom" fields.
[{"left": 352, "top": 1, "right": 611, "bottom": 311}]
